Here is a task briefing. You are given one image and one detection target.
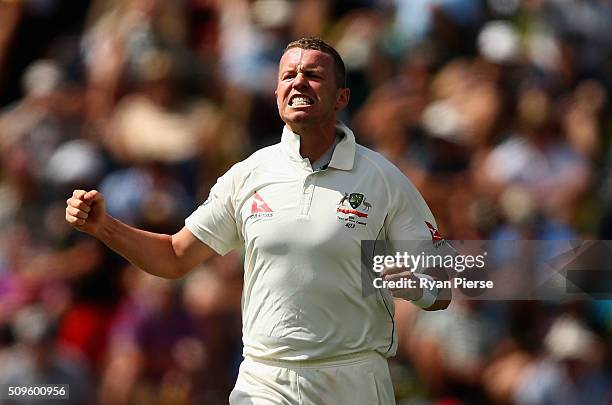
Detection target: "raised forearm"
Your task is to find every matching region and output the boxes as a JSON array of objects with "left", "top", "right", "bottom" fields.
[
  {"left": 66, "top": 189, "right": 216, "bottom": 278},
  {"left": 97, "top": 215, "right": 186, "bottom": 279}
]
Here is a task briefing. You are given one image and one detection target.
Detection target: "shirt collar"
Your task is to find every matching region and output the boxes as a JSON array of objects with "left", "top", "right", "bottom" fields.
[
  {"left": 312, "top": 134, "right": 341, "bottom": 171},
  {"left": 281, "top": 121, "right": 356, "bottom": 171}
]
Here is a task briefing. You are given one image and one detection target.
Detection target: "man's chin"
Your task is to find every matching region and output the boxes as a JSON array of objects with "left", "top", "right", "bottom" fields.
[{"left": 282, "top": 111, "right": 315, "bottom": 126}]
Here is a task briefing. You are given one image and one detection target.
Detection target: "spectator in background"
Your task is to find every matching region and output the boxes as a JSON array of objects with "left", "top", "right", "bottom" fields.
[
  {"left": 484, "top": 313, "right": 611, "bottom": 405},
  {"left": 0, "top": 0, "right": 91, "bottom": 106},
  {"left": 0, "top": 306, "right": 92, "bottom": 405},
  {"left": 0, "top": 0, "right": 23, "bottom": 91},
  {"left": 478, "top": 81, "right": 591, "bottom": 237},
  {"left": 402, "top": 300, "right": 498, "bottom": 404},
  {"left": 99, "top": 269, "right": 200, "bottom": 405}
]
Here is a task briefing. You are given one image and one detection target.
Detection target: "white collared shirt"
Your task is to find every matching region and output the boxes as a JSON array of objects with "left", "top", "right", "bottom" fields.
[{"left": 186, "top": 121, "right": 437, "bottom": 361}]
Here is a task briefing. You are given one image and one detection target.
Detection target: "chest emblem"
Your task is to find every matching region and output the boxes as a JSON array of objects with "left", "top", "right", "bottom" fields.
[
  {"left": 348, "top": 193, "right": 364, "bottom": 209},
  {"left": 251, "top": 191, "right": 273, "bottom": 213},
  {"left": 337, "top": 192, "right": 372, "bottom": 227},
  {"left": 247, "top": 191, "right": 274, "bottom": 220}
]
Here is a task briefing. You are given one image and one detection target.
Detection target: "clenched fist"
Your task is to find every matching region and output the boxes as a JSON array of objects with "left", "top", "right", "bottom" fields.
[
  {"left": 381, "top": 265, "right": 423, "bottom": 301},
  {"left": 65, "top": 190, "right": 107, "bottom": 235}
]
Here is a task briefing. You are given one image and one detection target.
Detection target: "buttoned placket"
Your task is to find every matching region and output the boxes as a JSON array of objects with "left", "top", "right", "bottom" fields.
[
  {"left": 281, "top": 124, "right": 351, "bottom": 218},
  {"left": 297, "top": 158, "right": 319, "bottom": 217}
]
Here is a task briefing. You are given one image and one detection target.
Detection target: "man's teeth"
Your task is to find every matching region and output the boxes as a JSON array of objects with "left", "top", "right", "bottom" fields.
[{"left": 291, "top": 97, "right": 312, "bottom": 106}]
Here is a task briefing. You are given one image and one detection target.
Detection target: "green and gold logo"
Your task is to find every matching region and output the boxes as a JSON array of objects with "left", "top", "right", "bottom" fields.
[{"left": 349, "top": 193, "right": 364, "bottom": 209}]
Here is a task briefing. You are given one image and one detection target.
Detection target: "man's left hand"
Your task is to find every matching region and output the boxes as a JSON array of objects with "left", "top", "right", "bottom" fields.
[{"left": 381, "top": 265, "right": 423, "bottom": 302}]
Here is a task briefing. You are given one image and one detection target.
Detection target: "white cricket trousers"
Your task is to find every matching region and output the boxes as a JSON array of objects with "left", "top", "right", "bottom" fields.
[{"left": 229, "top": 351, "right": 396, "bottom": 405}]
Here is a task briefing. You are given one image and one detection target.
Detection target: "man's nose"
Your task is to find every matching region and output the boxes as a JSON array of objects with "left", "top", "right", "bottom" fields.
[{"left": 292, "top": 73, "right": 308, "bottom": 88}]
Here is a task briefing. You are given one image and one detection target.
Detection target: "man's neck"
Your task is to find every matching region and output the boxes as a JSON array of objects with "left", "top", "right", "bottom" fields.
[{"left": 288, "top": 120, "right": 337, "bottom": 163}]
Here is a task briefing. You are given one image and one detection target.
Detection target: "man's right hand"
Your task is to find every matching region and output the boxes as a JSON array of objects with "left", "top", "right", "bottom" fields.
[
  {"left": 64, "top": 189, "right": 217, "bottom": 279},
  {"left": 65, "top": 190, "right": 107, "bottom": 236}
]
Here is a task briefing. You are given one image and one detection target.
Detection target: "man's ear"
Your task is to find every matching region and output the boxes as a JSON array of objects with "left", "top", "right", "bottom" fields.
[{"left": 335, "top": 87, "right": 350, "bottom": 111}]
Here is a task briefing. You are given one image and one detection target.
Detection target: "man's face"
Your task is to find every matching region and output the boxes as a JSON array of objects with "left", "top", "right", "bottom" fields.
[{"left": 276, "top": 48, "right": 349, "bottom": 132}]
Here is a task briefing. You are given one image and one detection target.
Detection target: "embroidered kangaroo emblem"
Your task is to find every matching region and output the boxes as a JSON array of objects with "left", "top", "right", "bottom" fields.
[
  {"left": 362, "top": 198, "right": 372, "bottom": 211},
  {"left": 339, "top": 192, "right": 349, "bottom": 206}
]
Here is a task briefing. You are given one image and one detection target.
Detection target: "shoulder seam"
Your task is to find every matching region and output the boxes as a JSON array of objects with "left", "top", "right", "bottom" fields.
[
  {"left": 228, "top": 143, "right": 284, "bottom": 218},
  {"left": 354, "top": 146, "right": 393, "bottom": 206}
]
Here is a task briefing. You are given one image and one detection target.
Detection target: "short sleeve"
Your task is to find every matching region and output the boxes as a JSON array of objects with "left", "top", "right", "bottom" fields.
[{"left": 185, "top": 165, "right": 241, "bottom": 255}]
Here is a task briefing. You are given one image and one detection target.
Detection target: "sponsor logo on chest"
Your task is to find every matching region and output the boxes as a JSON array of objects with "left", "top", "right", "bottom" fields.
[{"left": 247, "top": 191, "right": 274, "bottom": 220}]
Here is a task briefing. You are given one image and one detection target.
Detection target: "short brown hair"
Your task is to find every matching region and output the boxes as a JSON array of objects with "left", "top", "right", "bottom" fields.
[{"left": 284, "top": 37, "right": 347, "bottom": 88}]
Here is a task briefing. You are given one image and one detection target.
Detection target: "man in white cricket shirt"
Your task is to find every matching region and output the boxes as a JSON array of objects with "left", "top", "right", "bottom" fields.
[{"left": 66, "top": 37, "right": 449, "bottom": 404}]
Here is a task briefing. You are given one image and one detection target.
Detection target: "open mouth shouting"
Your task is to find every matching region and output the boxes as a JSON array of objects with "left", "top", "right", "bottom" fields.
[{"left": 289, "top": 94, "right": 315, "bottom": 108}]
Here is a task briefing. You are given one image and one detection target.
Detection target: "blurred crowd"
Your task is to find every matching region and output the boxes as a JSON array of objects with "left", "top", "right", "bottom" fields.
[{"left": 0, "top": 0, "right": 611, "bottom": 404}]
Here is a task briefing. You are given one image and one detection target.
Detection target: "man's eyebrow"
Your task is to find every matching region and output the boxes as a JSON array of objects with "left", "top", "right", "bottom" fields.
[
  {"left": 299, "top": 64, "right": 324, "bottom": 70},
  {"left": 282, "top": 64, "right": 325, "bottom": 73}
]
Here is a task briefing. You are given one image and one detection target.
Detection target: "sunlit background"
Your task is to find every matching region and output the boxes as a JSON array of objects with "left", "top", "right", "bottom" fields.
[{"left": 0, "top": 0, "right": 611, "bottom": 404}]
